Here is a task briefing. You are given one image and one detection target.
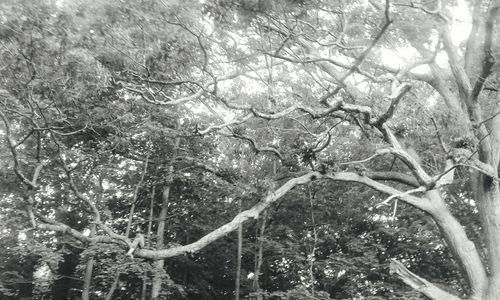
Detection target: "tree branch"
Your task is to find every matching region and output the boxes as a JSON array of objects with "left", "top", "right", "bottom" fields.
[
  {"left": 228, "top": 132, "right": 282, "bottom": 160},
  {"left": 378, "top": 125, "right": 434, "bottom": 186},
  {"left": 364, "top": 171, "right": 419, "bottom": 187},
  {"left": 441, "top": 29, "right": 472, "bottom": 101},
  {"left": 319, "top": 0, "right": 393, "bottom": 105},
  {"left": 0, "top": 110, "right": 37, "bottom": 189},
  {"left": 390, "top": 259, "right": 462, "bottom": 300},
  {"left": 135, "top": 172, "right": 323, "bottom": 259},
  {"left": 373, "top": 83, "right": 412, "bottom": 127},
  {"left": 134, "top": 169, "right": 432, "bottom": 260},
  {"left": 325, "top": 172, "right": 430, "bottom": 210}
]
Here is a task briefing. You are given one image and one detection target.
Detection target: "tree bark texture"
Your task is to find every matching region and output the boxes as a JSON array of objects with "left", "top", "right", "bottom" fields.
[
  {"left": 235, "top": 199, "right": 243, "bottom": 300},
  {"left": 81, "top": 224, "right": 96, "bottom": 300}
]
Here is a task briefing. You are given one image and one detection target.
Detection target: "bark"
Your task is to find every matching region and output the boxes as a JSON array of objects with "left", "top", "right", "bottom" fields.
[
  {"left": 147, "top": 186, "right": 156, "bottom": 247},
  {"left": 141, "top": 275, "right": 148, "bottom": 300},
  {"left": 151, "top": 186, "right": 172, "bottom": 299},
  {"left": 426, "top": 190, "right": 487, "bottom": 298},
  {"left": 125, "top": 202, "right": 137, "bottom": 238},
  {"left": 141, "top": 186, "right": 155, "bottom": 300},
  {"left": 135, "top": 171, "right": 429, "bottom": 260},
  {"left": 390, "top": 260, "right": 461, "bottom": 300},
  {"left": 476, "top": 178, "right": 500, "bottom": 299},
  {"left": 235, "top": 198, "right": 242, "bottom": 300},
  {"left": 441, "top": 29, "right": 473, "bottom": 101},
  {"left": 464, "top": 0, "right": 485, "bottom": 79},
  {"left": 308, "top": 187, "right": 317, "bottom": 296},
  {"left": 253, "top": 210, "right": 267, "bottom": 300},
  {"left": 253, "top": 161, "right": 276, "bottom": 299},
  {"left": 81, "top": 179, "right": 103, "bottom": 300},
  {"left": 81, "top": 224, "right": 96, "bottom": 300}
]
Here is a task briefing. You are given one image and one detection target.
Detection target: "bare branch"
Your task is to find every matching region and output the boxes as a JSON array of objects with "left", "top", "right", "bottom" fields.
[
  {"left": 122, "top": 63, "right": 280, "bottom": 106},
  {"left": 135, "top": 172, "right": 323, "bottom": 259},
  {"left": 464, "top": 0, "right": 484, "bottom": 75},
  {"left": 379, "top": 125, "right": 434, "bottom": 186},
  {"left": 390, "top": 259, "right": 462, "bottom": 300},
  {"left": 134, "top": 170, "right": 431, "bottom": 260},
  {"left": 197, "top": 113, "right": 252, "bottom": 135},
  {"left": 228, "top": 132, "right": 283, "bottom": 160},
  {"left": 441, "top": 29, "right": 472, "bottom": 100},
  {"left": 363, "top": 171, "right": 419, "bottom": 187},
  {"left": 376, "top": 186, "right": 426, "bottom": 207},
  {"left": 373, "top": 83, "right": 412, "bottom": 127},
  {"left": 319, "top": 1, "right": 393, "bottom": 105},
  {"left": 425, "top": 190, "right": 487, "bottom": 297},
  {"left": 266, "top": 52, "right": 392, "bottom": 83},
  {"left": 0, "top": 110, "right": 37, "bottom": 189},
  {"left": 325, "top": 172, "right": 430, "bottom": 210}
]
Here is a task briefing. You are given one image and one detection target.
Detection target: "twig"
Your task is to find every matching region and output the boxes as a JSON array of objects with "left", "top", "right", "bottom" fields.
[{"left": 430, "top": 117, "right": 448, "bottom": 153}]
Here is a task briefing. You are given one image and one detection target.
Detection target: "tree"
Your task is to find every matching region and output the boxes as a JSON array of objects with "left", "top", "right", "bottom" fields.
[{"left": 1, "top": 0, "right": 500, "bottom": 299}]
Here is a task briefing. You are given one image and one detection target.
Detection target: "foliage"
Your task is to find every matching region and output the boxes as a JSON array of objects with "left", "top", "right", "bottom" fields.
[{"left": 1, "top": 0, "right": 499, "bottom": 299}]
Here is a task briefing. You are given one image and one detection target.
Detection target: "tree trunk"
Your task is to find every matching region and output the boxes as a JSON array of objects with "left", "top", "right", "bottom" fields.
[
  {"left": 477, "top": 178, "right": 500, "bottom": 299},
  {"left": 308, "top": 187, "right": 317, "bottom": 297},
  {"left": 81, "top": 257, "right": 94, "bottom": 300},
  {"left": 82, "top": 178, "right": 103, "bottom": 300},
  {"left": 141, "top": 275, "right": 148, "bottom": 300},
  {"left": 151, "top": 253, "right": 166, "bottom": 298},
  {"left": 104, "top": 273, "right": 120, "bottom": 300},
  {"left": 253, "top": 160, "right": 276, "bottom": 299},
  {"left": 81, "top": 224, "right": 96, "bottom": 300},
  {"left": 253, "top": 210, "right": 267, "bottom": 300},
  {"left": 151, "top": 183, "right": 172, "bottom": 299},
  {"left": 152, "top": 133, "right": 180, "bottom": 300},
  {"left": 147, "top": 186, "right": 155, "bottom": 247},
  {"left": 425, "top": 189, "right": 487, "bottom": 299},
  {"left": 235, "top": 198, "right": 242, "bottom": 300},
  {"left": 139, "top": 186, "right": 155, "bottom": 300}
]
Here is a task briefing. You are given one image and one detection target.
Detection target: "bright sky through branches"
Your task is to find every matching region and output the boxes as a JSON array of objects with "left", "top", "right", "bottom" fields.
[{"left": 381, "top": 0, "right": 472, "bottom": 70}]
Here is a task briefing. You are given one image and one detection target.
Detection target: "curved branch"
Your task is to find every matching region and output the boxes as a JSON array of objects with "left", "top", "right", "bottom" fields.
[
  {"left": 425, "top": 190, "right": 487, "bottom": 297},
  {"left": 123, "top": 63, "right": 281, "bottom": 106},
  {"left": 229, "top": 133, "right": 283, "bottom": 160},
  {"left": 441, "top": 29, "right": 472, "bottom": 100},
  {"left": 325, "top": 172, "right": 430, "bottom": 211},
  {"left": 34, "top": 213, "right": 119, "bottom": 245},
  {"left": 390, "top": 259, "right": 462, "bottom": 300},
  {"left": 31, "top": 169, "right": 429, "bottom": 267},
  {"left": 364, "top": 171, "right": 419, "bottom": 187},
  {"left": 133, "top": 170, "right": 430, "bottom": 260},
  {"left": 197, "top": 113, "right": 253, "bottom": 135},
  {"left": 379, "top": 125, "right": 433, "bottom": 186},
  {"left": 0, "top": 110, "right": 37, "bottom": 189},
  {"left": 376, "top": 186, "right": 426, "bottom": 207},
  {"left": 135, "top": 172, "right": 322, "bottom": 259},
  {"left": 373, "top": 83, "right": 412, "bottom": 127}
]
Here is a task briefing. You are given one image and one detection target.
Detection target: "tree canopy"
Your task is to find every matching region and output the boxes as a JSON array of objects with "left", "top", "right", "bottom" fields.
[{"left": 0, "top": 0, "right": 500, "bottom": 299}]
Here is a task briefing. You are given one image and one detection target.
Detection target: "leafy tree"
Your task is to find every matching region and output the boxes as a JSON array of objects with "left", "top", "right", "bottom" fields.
[{"left": 1, "top": 0, "right": 500, "bottom": 299}]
